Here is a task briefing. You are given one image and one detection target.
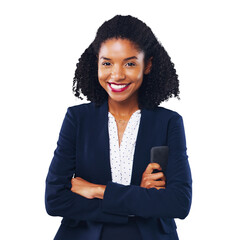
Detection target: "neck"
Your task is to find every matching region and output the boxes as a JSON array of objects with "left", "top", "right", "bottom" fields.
[{"left": 108, "top": 96, "right": 140, "bottom": 119}]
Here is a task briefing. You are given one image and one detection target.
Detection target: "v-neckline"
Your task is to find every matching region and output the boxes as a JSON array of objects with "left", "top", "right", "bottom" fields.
[
  {"left": 93, "top": 99, "right": 155, "bottom": 186},
  {"left": 108, "top": 110, "right": 141, "bottom": 149}
]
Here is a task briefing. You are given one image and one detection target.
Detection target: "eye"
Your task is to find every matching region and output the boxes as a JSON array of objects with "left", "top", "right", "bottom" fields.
[
  {"left": 126, "top": 62, "right": 136, "bottom": 67},
  {"left": 102, "top": 62, "right": 111, "bottom": 66}
]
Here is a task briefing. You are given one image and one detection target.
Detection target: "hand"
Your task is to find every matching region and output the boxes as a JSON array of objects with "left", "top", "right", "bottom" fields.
[
  {"left": 71, "top": 177, "right": 106, "bottom": 199},
  {"left": 140, "top": 163, "right": 166, "bottom": 190}
]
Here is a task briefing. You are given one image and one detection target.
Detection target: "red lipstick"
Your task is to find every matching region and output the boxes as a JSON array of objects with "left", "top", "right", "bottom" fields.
[{"left": 108, "top": 83, "right": 131, "bottom": 92}]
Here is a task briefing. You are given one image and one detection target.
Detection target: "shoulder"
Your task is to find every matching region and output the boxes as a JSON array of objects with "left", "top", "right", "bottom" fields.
[
  {"left": 152, "top": 106, "right": 183, "bottom": 121},
  {"left": 68, "top": 101, "right": 94, "bottom": 112},
  {"left": 151, "top": 107, "right": 186, "bottom": 138},
  {"left": 149, "top": 106, "right": 185, "bottom": 131},
  {"left": 65, "top": 101, "right": 95, "bottom": 121}
]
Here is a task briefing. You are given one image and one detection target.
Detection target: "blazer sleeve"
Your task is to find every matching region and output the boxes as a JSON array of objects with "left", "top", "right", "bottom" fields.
[
  {"left": 101, "top": 113, "right": 192, "bottom": 219},
  {"left": 45, "top": 107, "right": 128, "bottom": 224}
]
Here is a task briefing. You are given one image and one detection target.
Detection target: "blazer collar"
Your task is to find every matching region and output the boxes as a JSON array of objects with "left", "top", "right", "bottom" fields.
[{"left": 92, "top": 99, "right": 156, "bottom": 186}]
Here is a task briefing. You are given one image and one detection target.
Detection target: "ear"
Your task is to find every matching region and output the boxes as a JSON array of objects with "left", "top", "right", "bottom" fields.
[{"left": 144, "top": 57, "right": 153, "bottom": 75}]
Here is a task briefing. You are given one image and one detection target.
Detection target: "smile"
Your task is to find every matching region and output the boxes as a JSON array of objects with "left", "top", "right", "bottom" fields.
[{"left": 108, "top": 83, "right": 131, "bottom": 92}]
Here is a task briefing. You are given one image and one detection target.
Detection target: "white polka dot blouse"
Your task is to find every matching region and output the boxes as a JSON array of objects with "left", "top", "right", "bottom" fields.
[{"left": 108, "top": 109, "right": 141, "bottom": 186}]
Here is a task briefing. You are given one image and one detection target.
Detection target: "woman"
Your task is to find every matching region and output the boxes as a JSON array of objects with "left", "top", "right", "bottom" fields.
[{"left": 45, "top": 15, "right": 192, "bottom": 240}]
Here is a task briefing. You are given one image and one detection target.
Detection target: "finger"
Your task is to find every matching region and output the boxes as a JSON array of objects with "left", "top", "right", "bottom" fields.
[
  {"left": 152, "top": 172, "right": 166, "bottom": 182},
  {"left": 153, "top": 180, "right": 166, "bottom": 187},
  {"left": 149, "top": 171, "right": 165, "bottom": 181},
  {"left": 71, "top": 178, "right": 75, "bottom": 183},
  {"left": 155, "top": 187, "right": 166, "bottom": 190},
  {"left": 145, "top": 163, "right": 162, "bottom": 174},
  {"left": 71, "top": 178, "right": 79, "bottom": 186},
  {"left": 74, "top": 177, "right": 86, "bottom": 183},
  {"left": 156, "top": 174, "right": 166, "bottom": 182},
  {"left": 75, "top": 177, "right": 83, "bottom": 180}
]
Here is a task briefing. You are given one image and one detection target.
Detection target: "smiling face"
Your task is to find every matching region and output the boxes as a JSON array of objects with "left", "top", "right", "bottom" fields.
[{"left": 97, "top": 38, "right": 152, "bottom": 105}]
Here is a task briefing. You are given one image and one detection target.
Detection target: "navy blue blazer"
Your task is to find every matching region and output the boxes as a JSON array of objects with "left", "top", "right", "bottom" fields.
[{"left": 45, "top": 99, "right": 192, "bottom": 240}]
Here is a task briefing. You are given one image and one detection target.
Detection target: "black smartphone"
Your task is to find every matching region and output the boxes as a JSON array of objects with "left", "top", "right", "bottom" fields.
[{"left": 150, "top": 146, "right": 169, "bottom": 174}]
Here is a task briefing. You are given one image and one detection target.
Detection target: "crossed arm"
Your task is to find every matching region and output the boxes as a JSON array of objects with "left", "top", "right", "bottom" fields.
[
  {"left": 70, "top": 162, "right": 166, "bottom": 200},
  {"left": 45, "top": 107, "right": 192, "bottom": 223}
]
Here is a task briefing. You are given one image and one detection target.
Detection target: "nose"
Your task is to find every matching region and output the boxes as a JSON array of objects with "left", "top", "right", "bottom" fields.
[{"left": 111, "top": 64, "right": 125, "bottom": 81}]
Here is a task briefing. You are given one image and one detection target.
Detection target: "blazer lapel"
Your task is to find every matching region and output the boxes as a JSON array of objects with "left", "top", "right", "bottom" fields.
[
  {"left": 90, "top": 100, "right": 112, "bottom": 185},
  {"left": 91, "top": 99, "right": 156, "bottom": 186},
  {"left": 130, "top": 107, "right": 156, "bottom": 186}
]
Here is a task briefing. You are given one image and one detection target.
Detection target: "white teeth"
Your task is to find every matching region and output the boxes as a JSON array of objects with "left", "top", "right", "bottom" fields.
[{"left": 110, "top": 84, "right": 128, "bottom": 89}]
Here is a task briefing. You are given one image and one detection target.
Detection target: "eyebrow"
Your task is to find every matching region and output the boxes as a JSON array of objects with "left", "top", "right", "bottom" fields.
[{"left": 100, "top": 56, "right": 138, "bottom": 61}]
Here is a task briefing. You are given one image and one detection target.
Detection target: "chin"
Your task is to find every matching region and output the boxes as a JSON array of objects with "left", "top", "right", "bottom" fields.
[{"left": 109, "top": 96, "right": 132, "bottom": 103}]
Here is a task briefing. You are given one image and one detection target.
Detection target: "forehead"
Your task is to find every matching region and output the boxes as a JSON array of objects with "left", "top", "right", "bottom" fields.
[{"left": 99, "top": 38, "right": 144, "bottom": 59}]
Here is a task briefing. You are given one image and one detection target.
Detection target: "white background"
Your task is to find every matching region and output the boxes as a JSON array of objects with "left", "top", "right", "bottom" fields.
[{"left": 1, "top": 0, "right": 240, "bottom": 239}]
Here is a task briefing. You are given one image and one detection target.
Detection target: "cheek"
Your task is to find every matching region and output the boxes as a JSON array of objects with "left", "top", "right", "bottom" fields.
[
  {"left": 98, "top": 68, "right": 109, "bottom": 82},
  {"left": 129, "top": 69, "right": 144, "bottom": 82}
]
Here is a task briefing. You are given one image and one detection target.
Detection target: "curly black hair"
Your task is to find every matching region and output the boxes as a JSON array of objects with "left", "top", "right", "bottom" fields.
[{"left": 73, "top": 15, "right": 180, "bottom": 110}]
